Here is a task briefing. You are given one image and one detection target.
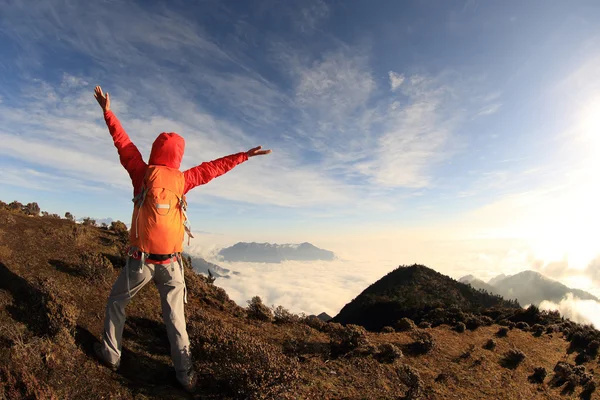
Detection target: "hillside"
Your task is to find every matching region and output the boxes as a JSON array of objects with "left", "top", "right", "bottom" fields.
[
  {"left": 218, "top": 242, "right": 335, "bottom": 263},
  {"left": 0, "top": 203, "right": 599, "bottom": 399}
]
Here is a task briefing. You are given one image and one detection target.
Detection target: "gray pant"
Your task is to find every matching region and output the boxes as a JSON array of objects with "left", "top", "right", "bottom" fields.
[{"left": 99, "top": 256, "right": 192, "bottom": 381}]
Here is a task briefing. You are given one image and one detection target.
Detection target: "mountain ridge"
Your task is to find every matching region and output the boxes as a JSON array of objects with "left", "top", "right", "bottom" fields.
[
  {"left": 460, "top": 270, "right": 599, "bottom": 306},
  {"left": 218, "top": 241, "right": 335, "bottom": 263}
]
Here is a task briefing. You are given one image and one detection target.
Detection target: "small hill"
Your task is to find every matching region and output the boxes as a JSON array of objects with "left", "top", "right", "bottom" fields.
[
  {"left": 334, "top": 265, "right": 520, "bottom": 331},
  {"left": 218, "top": 242, "right": 335, "bottom": 263},
  {"left": 491, "top": 270, "right": 599, "bottom": 306},
  {"left": 317, "top": 312, "right": 332, "bottom": 322}
]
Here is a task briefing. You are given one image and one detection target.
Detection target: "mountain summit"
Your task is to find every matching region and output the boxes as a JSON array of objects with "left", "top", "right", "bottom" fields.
[{"left": 334, "top": 265, "right": 519, "bottom": 331}]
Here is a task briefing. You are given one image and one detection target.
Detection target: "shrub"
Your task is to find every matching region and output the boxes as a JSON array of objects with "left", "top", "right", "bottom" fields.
[
  {"left": 418, "top": 321, "right": 431, "bottom": 329},
  {"left": 484, "top": 339, "right": 496, "bottom": 350},
  {"left": 480, "top": 316, "right": 494, "bottom": 326},
  {"left": 188, "top": 319, "right": 299, "bottom": 399},
  {"left": 330, "top": 324, "right": 369, "bottom": 356},
  {"left": 465, "top": 316, "right": 482, "bottom": 331},
  {"left": 582, "top": 380, "right": 597, "bottom": 399},
  {"left": 507, "top": 321, "right": 516, "bottom": 329},
  {"left": 576, "top": 352, "right": 592, "bottom": 365},
  {"left": 396, "top": 364, "right": 423, "bottom": 400},
  {"left": 454, "top": 322, "right": 466, "bottom": 333},
  {"left": 207, "top": 269, "right": 216, "bottom": 284},
  {"left": 246, "top": 296, "right": 273, "bottom": 322},
  {"left": 546, "top": 325, "right": 559, "bottom": 334},
  {"left": 273, "top": 305, "right": 297, "bottom": 324},
  {"left": 578, "top": 371, "right": 594, "bottom": 386},
  {"left": 395, "top": 317, "right": 416, "bottom": 332},
  {"left": 587, "top": 340, "right": 600, "bottom": 358},
  {"left": 515, "top": 322, "right": 529, "bottom": 331},
  {"left": 24, "top": 202, "right": 40, "bottom": 216},
  {"left": 496, "top": 327, "right": 509, "bottom": 337},
  {"left": 553, "top": 361, "right": 573, "bottom": 381},
  {"left": 376, "top": 343, "right": 403, "bottom": 363},
  {"left": 8, "top": 201, "right": 23, "bottom": 212},
  {"left": 64, "top": 212, "right": 75, "bottom": 221},
  {"left": 79, "top": 252, "right": 114, "bottom": 283},
  {"left": 381, "top": 326, "right": 395, "bottom": 333},
  {"left": 110, "top": 220, "right": 128, "bottom": 233},
  {"left": 502, "top": 348, "right": 526, "bottom": 369},
  {"left": 36, "top": 278, "right": 80, "bottom": 336},
  {"left": 303, "top": 315, "right": 326, "bottom": 332},
  {"left": 81, "top": 217, "right": 96, "bottom": 227},
  {"left": 410, "top": 330, "right": 435, "bottom": 354},
  {"left": 529, "top": 367, "right": 547, "bottom": 383},
  {"left": 72, "top": 225, "right": 93, "bottom": 247},
  {"left": 532, "top": 324, "right": 545, "bottom": 336}
]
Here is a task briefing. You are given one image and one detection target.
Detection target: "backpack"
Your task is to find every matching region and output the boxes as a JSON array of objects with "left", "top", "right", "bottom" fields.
[{"left": 129, "top": 165, "right": 193, "bottom": 254}]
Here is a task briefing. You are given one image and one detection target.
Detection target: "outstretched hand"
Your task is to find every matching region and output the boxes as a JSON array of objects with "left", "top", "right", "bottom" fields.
[
  {"left": 247, "top": 146, "right": 272, "bottom": 157},
  {"left": 94, "top": 86, "right": 110, "bottom": 112}
]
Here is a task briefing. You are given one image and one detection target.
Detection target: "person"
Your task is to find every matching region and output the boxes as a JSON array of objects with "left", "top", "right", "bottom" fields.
[{"left": 91, "top": 85, "right": 271, "bottom": 392}]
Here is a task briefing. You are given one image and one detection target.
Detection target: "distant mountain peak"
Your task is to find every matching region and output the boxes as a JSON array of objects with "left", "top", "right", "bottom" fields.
[
  {"left": 219, "top": 242, "right": 335, "bottom": 263},
  {"left": 487, "top": 274, "right": 507, "bottom": 286},
  {"left": 470, "top": 270, "right": 599, "bottom": 306}
]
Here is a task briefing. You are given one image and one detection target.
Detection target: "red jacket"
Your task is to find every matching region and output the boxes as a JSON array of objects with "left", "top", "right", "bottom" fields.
[{"left": 104, "top": 110, "right": 248, "bottom": 196}]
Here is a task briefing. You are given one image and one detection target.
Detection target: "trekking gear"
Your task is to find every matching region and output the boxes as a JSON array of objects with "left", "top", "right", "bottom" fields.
[
  {"left": 102, "top": 259, "right": 192, "bottom": 380},
  {"left": 129, "top": 165, "right": 193, "bottom": 254},
  {"left": 94, "top": 342, "right": 120, "bottom": 371},
  {"left": 177, "top": 368, "right": 197, "bottom": 393}
]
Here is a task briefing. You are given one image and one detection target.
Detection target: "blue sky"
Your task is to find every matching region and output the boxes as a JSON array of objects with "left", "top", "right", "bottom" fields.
[{"left": 1, "top": 0, "right": 600, "bottom": 252}]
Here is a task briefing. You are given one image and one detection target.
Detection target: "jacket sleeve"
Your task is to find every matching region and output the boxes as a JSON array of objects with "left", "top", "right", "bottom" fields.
[
  {"left": 183, "top": 152, "right": 248, "bottom": 194},
  {"left": 104, "top": 110, "right": 147, "bottom": 193}
]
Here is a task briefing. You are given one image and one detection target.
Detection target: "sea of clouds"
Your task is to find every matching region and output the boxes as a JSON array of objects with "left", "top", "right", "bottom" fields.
[{"left": 184, "top": 232, "right": 600, "bottom": 326}]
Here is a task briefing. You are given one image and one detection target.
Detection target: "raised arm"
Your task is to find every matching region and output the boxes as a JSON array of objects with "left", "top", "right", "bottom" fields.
[
  {"left": 183, "top": 146, "right": 272, "bottom": 194},
  {"left": 95, "top": 86, "right": 147, "bottom": 192}
]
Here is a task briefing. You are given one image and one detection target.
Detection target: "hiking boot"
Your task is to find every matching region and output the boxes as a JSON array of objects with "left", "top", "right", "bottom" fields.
[
  {"left": 177, "top": 369, "right": 197, "bottom": 393},
  {"left": 93, "top": 342, "right": 120, "bottom": 371}
]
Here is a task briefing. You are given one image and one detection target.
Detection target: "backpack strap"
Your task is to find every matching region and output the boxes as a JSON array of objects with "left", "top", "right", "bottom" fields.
[
  {"left": 176, "top": 252, "right": 187, "bottom": 304},
  {"left": 132, "top": 169, "right": 151, "bottom": 240},
  {"left": 176, "top": 195, "right": 195, "bottom": 245}
]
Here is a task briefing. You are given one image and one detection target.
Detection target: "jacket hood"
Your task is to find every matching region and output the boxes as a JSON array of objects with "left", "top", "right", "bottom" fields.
[{"left": 149, "top": 132, "right": 185, "bottom": 169}]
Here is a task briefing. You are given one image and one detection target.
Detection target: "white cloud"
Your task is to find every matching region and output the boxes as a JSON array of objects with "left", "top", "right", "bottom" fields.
[
  {"left": 540, "top": 293, "right": 600, "bottom": 328},
  {"left": 0, "top": 76, "right": 353, "bottom": 209},
  {"left": 185, "top": 235, "right": 393, "bottom": 316},
  {"left": 294, "top": 49, "right": 375, "bottom": 118},
  {"left": 476, "top": 102, "right": 502, "bottom": 116},
  {"left": 296, "top": 0, "right": 329, "bottom": 33},
  {"left": 0, "top": 0, "right": 508, "bottom": 220},
  {"left": 388, "top": 71, "right": 405, "bottom": 92}
]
